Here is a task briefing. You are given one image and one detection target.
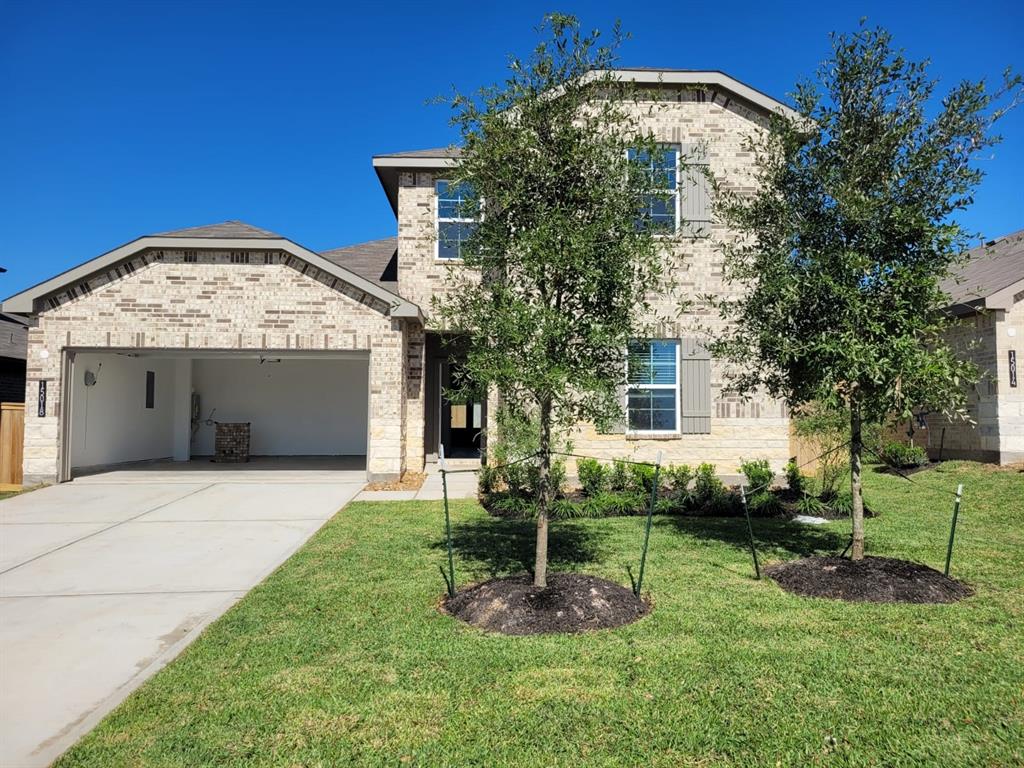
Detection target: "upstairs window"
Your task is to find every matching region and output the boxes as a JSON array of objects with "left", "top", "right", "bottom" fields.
[
  {"left": 628, "top": 145, "right": 679, "bottom": 232},
  {"left": 627, "top": 339, "right": 680, "bottom": 432},
  {"left": 436, "top": 180, "right": 478, "bottom": 260}
]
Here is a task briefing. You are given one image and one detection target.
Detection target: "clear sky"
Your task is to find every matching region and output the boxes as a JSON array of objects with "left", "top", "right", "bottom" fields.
[{"left": 2, "top": 0, "right": 1022, "bottom": 296}]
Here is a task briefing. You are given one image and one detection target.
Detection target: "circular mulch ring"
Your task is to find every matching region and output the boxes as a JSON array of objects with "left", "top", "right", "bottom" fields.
[
  {"left": 443, "top": 573, "right": 649, "bottom": 635},
  {"left": 766, "top": 556, "right": 973, "bottom": 604}
]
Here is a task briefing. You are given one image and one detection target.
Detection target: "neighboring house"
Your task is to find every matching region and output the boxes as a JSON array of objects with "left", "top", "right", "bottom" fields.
[
  {"left": 925, "top": 230, "right": 1024, "bottom": 465},
  {"left": 0, "top": 312, "right": 28, "bottom": 402},
  {"left": 3, "top": 70, "right": 798, "bottom": 485}
]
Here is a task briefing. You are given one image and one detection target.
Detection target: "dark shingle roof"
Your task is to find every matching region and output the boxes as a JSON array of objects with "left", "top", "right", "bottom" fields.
[
  {"left": 151, "top": 220, "right": 284, "bottom": 239},
  {"left": 942, "top": 229, "right": 1024, "bottom": 309},
  {"left": 320, "top": 237, "right": 398, "bottom": 287}
]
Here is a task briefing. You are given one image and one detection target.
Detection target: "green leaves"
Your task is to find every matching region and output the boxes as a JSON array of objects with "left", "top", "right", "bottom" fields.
[{"left": 711, "top": 24, "right": 1021, "bottom": 425}]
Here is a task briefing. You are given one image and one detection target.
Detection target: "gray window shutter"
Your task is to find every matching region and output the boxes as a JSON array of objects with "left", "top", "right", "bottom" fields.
[
  {"left": 680, "top": 338, "right": 712, "bottom": 434},
  {"left": 680, "top": 143, "right": 710, "bottom": 236}
]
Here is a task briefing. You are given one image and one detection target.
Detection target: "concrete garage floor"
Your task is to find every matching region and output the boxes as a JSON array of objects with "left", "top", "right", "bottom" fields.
[{"left": 0, "top": 467, "right": 364, "bottom": 768}]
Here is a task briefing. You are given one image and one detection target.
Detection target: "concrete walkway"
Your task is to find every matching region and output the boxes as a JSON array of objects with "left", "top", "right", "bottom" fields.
[
  {"left": 0, "top": 471, "right": 362, "bottom": 768},
  {"left": 354, "top": 464, "right": 480, "bottom": 501}
]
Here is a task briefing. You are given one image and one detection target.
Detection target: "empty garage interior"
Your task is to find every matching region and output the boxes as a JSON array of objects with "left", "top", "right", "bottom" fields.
[{"left": 66, "top": 350, "right": 369, "bottom": 476}]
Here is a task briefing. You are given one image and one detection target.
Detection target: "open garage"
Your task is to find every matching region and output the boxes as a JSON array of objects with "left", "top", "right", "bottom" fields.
[{"left": 65, "top": 350, "right": 369, "bottom": 478}]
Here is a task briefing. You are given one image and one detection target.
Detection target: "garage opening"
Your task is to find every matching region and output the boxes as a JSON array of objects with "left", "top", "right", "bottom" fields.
[{"left": 66, "top": 350, "right": 369, "bottom": 478}]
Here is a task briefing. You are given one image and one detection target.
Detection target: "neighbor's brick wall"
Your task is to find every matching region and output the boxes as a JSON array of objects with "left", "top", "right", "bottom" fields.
[
  {"left": 23, "top": 248, "right": 413, "bottom": 483},
  {"left": 924, "top": 312, "right": 1000, "bottom": 462},
  {"left": 397, "top": 89, "right": 790, "bottom": 471}
]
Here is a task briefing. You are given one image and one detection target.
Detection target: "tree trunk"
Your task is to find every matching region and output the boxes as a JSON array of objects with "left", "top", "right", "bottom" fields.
[
  {"left": 850, "top": 404, "right": 865, "bottom": 560},
  {"left": 534, "top": 398, "right": 553, "bottom": 588}
]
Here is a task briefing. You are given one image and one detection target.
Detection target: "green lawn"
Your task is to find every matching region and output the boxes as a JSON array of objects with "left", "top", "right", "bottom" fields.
[{"left": 58, "top": 462, "right": 1023, "bottom": 767}]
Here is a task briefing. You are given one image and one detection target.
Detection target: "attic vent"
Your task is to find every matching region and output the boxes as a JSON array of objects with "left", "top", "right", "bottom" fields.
[
  {"left": 123, "top": 261, "right": 136, "bottom": 274},
  {"left": 263, "top": 252, "right": 273, "bottom": 264},
  {"left": 183, "top": 251, "right": 198, "bottom": 263},
  {"left": 47, "top": 296, "right": 61, "bottom": 310},
  {"left": 230, "top": 252, "right": 249, "bottom": 264},
  {"left": 79, "top": 282, "right": 92, "bottom": 295},
  {"left": 66, "top": 286, "right": 78, "bottom": 300},
  {"left": 154, "top": 250, "right": 164, "bottom": 260}
]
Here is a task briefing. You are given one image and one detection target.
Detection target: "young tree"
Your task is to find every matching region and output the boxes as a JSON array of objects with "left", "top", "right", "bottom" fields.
[
  {"left": 435, "top": 14, "right": 680, "bottom": 587},
  {"left": 710, "top": 25, "right": 1021, "bottom": 559}
]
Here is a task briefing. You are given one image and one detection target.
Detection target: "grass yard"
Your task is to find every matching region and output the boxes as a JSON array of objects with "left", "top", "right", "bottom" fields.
[{"left": 57, "top": 462, "right": 1023, "bottom": 767}]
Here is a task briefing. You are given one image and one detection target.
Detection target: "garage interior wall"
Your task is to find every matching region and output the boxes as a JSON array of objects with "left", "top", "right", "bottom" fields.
[
  {"left": 190, "top": 357, "right": 368, "bottom": 456},
  {"left": 70, "top": 353, "right": 178, "bottom": 469}
]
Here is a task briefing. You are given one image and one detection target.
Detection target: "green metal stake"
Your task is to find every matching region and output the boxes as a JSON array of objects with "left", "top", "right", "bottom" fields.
[
  {"left": 740, "top": 485, "right": 761, "bottom": 580},
  {"left": 944, "top": 483, "right": 964, "bottom": 577},
  {"left": 635, "top": 451, "right": 662, "bottom": 597},
  {"left": 440, "top": 445, "right": 456, "bottom": 597}
]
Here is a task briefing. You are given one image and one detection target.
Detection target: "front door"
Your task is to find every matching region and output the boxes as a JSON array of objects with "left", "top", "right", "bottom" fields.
[{"left": 439, "top": 361, "right": 484, "bottom": 459}]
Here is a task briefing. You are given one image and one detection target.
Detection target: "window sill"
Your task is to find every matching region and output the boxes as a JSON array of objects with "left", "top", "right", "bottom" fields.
[{"left": 625, "top": 432, "right": 681, "bottom": 441}]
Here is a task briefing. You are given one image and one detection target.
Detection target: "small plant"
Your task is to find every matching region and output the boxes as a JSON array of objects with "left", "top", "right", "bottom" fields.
[
  {"left": 880, "top": 442, "right": 928, "bottom": 469},
  {"left": 796, "top": 494, "right": 828, "bottom": 517},
  {"left": 478, "top": 463, "right": 498, "bottom": 496},
  {"left": 503, "top": 462, "right": 529, "bottom": 498},
  {"left": 829, "top": 491, "right": 854, "bottom": 517},
  {"left": 490, "top": 494, "right": 535, "bottom": 518},
  {"left": 664, "top": 463, "right": 694, "bottom": 494},
  {"left": 610, "top": 459, "right": 629, "bottom": 492},
  {"left": 784, "top": 459, "right": 804, "bottom": 495},
  {"left": 526, "top": 457, "right": 567, "bottom": 498},
  {"left": 747, "top": 490, "right": 783, "bottom": 517},
  {"left": 694, "top": 463, "right": 727, "bottom": 508},
  {"left": 576, "top": 458, "right": 607, "bottom": 497},
  {"left": 739, "top": 458, "right": 774, "bottom": 494},
  {"left": 628, "top": 462, "right": 657, "bottom": 495}
]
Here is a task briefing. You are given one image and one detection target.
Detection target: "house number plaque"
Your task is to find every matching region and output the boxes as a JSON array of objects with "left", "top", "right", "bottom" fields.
[
  {"left": 37, "top": 380, "right": 47, "bottom": 417},
  {"left": 1010, "top": 350, "right": 1018, "bottom": 388}
]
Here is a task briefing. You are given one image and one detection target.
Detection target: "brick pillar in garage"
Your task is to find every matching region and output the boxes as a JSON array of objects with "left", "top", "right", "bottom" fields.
[
  {"left": 367, "top": 323, "right": 404, "bottom": 482},
  {"left": 403, "top": 321, "right": 426, "bottom": 474}
]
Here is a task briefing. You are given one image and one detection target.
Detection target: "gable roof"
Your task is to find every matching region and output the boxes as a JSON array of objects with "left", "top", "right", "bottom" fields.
[
  {"left": 1, "top": 223, "right": 421, "bottom": 320},
  {"left": 943, "top": 229, "right": 1024, "bottom": 314},
  {"left": 371, "top": 69, "right": 797, "bottom": 213},
  {"left": 320, "top": 237, "right": 397, "bottom": 287},
  {"left": 152, "top": 221, "right": 284, "bottom": 239}
]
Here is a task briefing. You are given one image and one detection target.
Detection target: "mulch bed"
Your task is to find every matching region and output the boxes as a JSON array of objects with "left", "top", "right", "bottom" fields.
[
  {"left": 443, "top": 572, "right": 649, "bottom": 635},
  {"left": 766, "top": 556, "right": 973, "bottom": 604},
  {"left": 363, "top": 472, "right": 427, "bottom": 492}
]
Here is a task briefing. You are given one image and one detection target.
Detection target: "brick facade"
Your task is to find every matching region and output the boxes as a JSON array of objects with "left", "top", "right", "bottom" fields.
[
  {"left": 395, "top": 90, "right": 791, "bottom": 473},
  {"left": 23, "top": 248, "right": 416, "bottom": 484}
]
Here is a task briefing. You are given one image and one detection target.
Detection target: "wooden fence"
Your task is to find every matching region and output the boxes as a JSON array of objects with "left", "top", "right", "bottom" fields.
[{"left": 1, "top": 402, "right": 25, "bottom": 490}]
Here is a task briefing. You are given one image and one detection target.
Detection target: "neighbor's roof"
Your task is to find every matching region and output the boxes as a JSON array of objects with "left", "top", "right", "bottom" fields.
[
  {"left": 943, "top": 229, "right": 1024, "bottom": 314},
  {"left": 371, "top": 69, "right": 797, "bottom": 213},
  {"left": 1, "top": 221, "right": 420, "bottom": 319},
  {"left": 320, "top": 237, "right": 397, "bottom": 287}
]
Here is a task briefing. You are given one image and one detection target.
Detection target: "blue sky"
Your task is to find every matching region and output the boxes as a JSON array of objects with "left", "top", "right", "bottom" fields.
[{"left": 2, "top": 0, "right": 1022, "bottom": 295}]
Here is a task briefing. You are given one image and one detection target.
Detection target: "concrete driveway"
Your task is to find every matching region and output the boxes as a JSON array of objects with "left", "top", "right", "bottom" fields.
[{"left": 0, "top": 469, "right": 363, "bottom": 767}]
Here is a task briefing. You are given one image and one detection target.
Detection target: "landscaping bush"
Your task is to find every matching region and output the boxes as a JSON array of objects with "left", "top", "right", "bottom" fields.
[
  {"left": 664, "top": 463, "right": 694, "bottom": 494},
  {"left": 610, "top": 459, "right": 629, "bottom": 492},
  {"left": 694, "top": 463, "right": 727, "bottom": 507},
  {"left": 739, "top": 458, "right": 774, "bottom": 493},
  {"left": 628, "top": 462, "right": 657, "bottom": 495},
  {"left": 796, "top": 493, "right": 829, "bottom": 517},
  {"left": 880, "top": 441, "right": 928, "bottom": 469},
  {"left": 785, "top": 459, "right": 804, "bottom": 494},
  {"left": 526, "top": 456, "right": 566, "bottom": 498},
  {"left": 829, "top": 491, "right": 854, "bottom": 517},
  {"left": 478, "top": 463, "right": 498, "bottom": 496},
  {"left": 575, "top": 458, "right": 607, "bottom": 497},
  {"left": 747, "top": 490, "right": 783, "bottom": 516},
  {"left": 503, "top": 461, "right": 529, "bottom": 497}
]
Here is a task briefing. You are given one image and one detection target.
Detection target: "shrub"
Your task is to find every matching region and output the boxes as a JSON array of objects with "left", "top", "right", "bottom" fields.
[
  {"left": 526, "top": 456, "right": 567, "bottom": 498},
  {"left": 490, "top": 494, "right": 535, "bottom": 518},
  {"left": 739, "top": 458, "right": 774, "bottom": 493},
  {"left": 664, "top": 463, "right": 694, "bottom": 494},
  {"left": 829, "top": 491, "right": 854, "bottom": 517},
  {"left": 747, "top": 490, "right": 783, "bottom": 516},
  {"left": 576, "top": 458, "right": 607, "bottom": 497},
  {"left": 610, "top": 459, "right": 629, "bottom": 491},
  {"left": 880, "top": 442, "right": 928, "bottom": 469},
  {"left": 478, "top": 463, "right": 498, "bottom": 496},
  {"left": 784, "top": 459, "right": 804, "bottom": 495},
  {"left": 503, "top": 461, "right": 529, "bottom": 497},
  {"left": 628, "top": 462, "right": 657, "bottom": 495},
  {"left": 694, "top": 463, "right": 727, "bottom": 508}
]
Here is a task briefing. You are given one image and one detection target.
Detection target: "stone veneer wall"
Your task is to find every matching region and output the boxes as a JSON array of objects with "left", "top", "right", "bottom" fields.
[
  {"left": 395, "top": 89, "right": 791, "bottom": 471},
  {"left": 995, "top": 298, "right": 1024, "bottom": 463},
  {"left": 23, "top": 248, "right": 421, "bottom": 484}
]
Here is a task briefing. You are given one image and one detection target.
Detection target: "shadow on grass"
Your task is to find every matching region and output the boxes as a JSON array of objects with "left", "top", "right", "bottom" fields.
[
  {"left": 437, "top": 517, "right": 609, "bottom": 578},
  {"left": 654, "top": 515, "right": 849, "bottom": 560}
]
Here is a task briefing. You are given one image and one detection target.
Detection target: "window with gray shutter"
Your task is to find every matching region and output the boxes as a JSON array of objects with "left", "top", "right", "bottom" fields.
[
  {"left": 680, "top": 143, "right": 711, "bottom": 236},
  {"left": 680, "top": 338, "right": 712, "bottom": 433}
]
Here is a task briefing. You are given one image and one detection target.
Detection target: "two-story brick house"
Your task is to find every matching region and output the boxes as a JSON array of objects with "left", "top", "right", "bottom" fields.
[{"left": 3, "top": 70, "right": 796, "bottom": 485}]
